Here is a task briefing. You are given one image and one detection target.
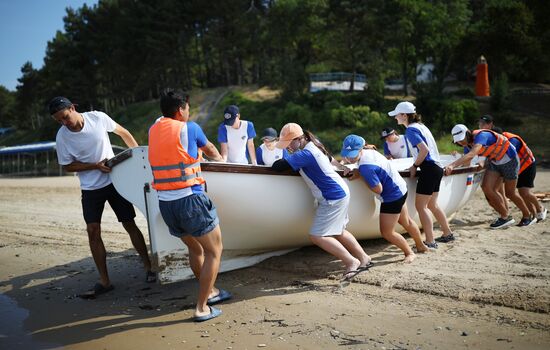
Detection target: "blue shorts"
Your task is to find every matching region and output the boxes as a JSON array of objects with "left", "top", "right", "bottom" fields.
[{"left": 159, "top": 193, "right": 219, "bottom": 238}]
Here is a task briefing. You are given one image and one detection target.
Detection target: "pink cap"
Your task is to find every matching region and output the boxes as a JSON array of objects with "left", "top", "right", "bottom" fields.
[{"left": 276, "top": 123, "right": 304, "bottom": 149}]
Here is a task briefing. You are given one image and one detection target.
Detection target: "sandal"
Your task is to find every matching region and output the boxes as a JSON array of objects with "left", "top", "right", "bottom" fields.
[
  {"left": 145, "top": 270, "right": 157, "bottom": 283},
  {"left": 79, "top": 283, "right": 114, "bottom": 299}
]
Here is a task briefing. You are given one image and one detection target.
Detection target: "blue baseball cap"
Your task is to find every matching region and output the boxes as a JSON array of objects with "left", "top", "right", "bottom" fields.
[
  {"left": 341, "top": 134, "right": 365, "bottom": 158},
  {"left": 223, "top": 105, "right": 239, "bottom": 126}
]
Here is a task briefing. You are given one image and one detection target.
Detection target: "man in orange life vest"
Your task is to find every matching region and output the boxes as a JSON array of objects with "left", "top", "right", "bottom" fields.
[
  {"left": 445, "top": 124, "right": 533, "bottom": 228},
  {"left": 148, "top": 89, "right": 231, "bottom": 322},
  {"left": 492, "top": 127, "right": 547, "bottom": 222}
]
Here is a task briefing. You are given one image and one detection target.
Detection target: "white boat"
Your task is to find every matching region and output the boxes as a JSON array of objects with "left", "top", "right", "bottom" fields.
[{"left": 108, "top": 146, "right": 484, "bottom": 283}]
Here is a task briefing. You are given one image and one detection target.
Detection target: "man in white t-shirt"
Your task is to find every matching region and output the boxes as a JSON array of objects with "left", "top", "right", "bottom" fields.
[
  {"left": 217, "top": 105, "right": 257, "bottom": 164},
  {"left": 50, "top": 96, "right": 155, "bottom": 298}
]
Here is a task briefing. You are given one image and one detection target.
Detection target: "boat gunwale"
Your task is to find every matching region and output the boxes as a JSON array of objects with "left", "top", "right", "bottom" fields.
[{"left": 107, "top": 148, "right": 484, "bottom": 178}]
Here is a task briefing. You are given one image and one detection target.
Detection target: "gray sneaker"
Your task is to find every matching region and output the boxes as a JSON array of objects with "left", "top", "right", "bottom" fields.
[
  {"left": 489, "top": 216, "right": 516, "bottom": 229},
  {"left": 423, "top": 241, "right": 438, "bottom": 249}
]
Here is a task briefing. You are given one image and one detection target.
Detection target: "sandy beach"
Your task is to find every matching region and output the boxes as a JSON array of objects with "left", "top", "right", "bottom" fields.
[{"left": 1, "top": 171, "right": 549, "bottom": 350}]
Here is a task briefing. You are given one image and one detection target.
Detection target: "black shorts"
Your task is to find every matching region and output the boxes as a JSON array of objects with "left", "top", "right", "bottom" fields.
[
  {"left": 416, "top": 162, "right": 443, "bottom": 195},
  {"left": 517, "top": 162, "right": 536, "bottom": 188},
  {"left": 81, "top": 183, "right": 136, "bottom": 224},
  {"left": 380, "top": 192, "right": 408, "bottom": 214}
]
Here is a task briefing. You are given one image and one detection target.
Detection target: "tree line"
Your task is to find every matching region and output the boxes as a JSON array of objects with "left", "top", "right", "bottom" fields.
[{"left": 0, "top": 0, "right": 548, "bottom": 139}]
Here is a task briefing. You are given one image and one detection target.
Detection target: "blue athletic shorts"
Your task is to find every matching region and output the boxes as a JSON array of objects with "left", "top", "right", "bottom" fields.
[{"left": 159, "top": 193, "right": 219, "bottom": 238}]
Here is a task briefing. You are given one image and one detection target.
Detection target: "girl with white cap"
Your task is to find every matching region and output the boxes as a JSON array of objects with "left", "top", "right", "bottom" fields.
[
  {"left": 341, "top": 134, "right": 430, "bottom": 263},
  {"left": 271, "top": 123, "right": 372, "bottom": 281},
  {"left": 388, "top": 102, "right": 453, "bottom": 247}
]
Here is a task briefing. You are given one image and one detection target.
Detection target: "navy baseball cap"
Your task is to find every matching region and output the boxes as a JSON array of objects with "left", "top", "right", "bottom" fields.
[
  {"left": 223, "top": 105, "right": 239, "bottom": 126},
  {"left": 380, "top": 127, "right": 395, "bottom": 140},
  {"left": 479, "top": 114, "right": 493, "bottom": 123},
  {"left": 48, "top": 96, "right": 74, "bottom": 115},
  {"left": 261, "top": 127, "right": 278, "bottom": 141},
  {"left": 341, "top": 134, "right": 365, "bottom": 158}
]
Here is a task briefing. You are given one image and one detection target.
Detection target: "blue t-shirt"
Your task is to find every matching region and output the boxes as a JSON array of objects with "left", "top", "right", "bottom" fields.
[
  {"left": 405, "top": 127, "right": 437, "bottom": 163},
  {"left": 358, "top": 150, "right": 407, "bottom": 203},
  {"left": 286, "top": 142, "right": 349, "bottom": 201}
]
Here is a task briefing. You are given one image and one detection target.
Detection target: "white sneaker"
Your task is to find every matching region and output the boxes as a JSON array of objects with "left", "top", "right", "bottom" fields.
[{"left": 536, "top": 207, "right": 547, "bottom": 222}]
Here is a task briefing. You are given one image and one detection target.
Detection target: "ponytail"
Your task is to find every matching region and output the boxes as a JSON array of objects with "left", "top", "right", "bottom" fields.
[
  {"left": 303, "top": 130, "right": 333, "bottom": 160},
  {"left": 407, "top": 113, "right": 422, "bottom": 124}
]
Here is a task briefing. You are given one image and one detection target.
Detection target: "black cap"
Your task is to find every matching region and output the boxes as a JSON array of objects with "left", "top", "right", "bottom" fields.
[
  {"left": 480, "top": 114, "right": 493, "bottom": 123},
  {"left": 380, "top": 127, "right": 395, "bottom": 140},
  {"left": 48, "top": 96, "right": 73, "bottom": 115},
  {"left": 261, "top": 127, "right": 278, "bottom": 140}
]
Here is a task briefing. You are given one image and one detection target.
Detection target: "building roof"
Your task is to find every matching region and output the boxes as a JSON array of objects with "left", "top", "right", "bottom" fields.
[{"left": 0, "top": 141, "right": 56, "bottom": 155}]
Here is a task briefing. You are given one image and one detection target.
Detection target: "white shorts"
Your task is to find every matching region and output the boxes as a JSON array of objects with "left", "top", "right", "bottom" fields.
[{"left": 310, "top": 195, "right": 350, "bottom": 236}]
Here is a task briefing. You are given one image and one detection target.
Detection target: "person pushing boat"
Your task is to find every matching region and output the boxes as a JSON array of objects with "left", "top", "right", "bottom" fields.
[{"left": 271, "top": 123, "right": 372, "bottom": 281}]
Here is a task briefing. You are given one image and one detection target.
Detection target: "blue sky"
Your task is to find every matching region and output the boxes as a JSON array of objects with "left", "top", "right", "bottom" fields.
[{"left": 0, "top": 0, "right": 98, "bottom": 91}]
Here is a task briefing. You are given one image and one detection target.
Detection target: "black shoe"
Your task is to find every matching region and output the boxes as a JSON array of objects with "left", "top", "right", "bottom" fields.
[
  {"left": 489, "top": 217, "right": 515, "bottom": 229},
  {"left": 435, "top": 233, "right": 455, "bottom": 243},
  {"left": 423, "top": 241, "right": 438, "bottom": 249},
  {"left": 517, "top": 217, "right": 537, "bottom": 227}
]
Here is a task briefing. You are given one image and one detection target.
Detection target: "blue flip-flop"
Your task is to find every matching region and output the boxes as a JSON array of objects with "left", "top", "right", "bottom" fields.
[
  {"left": 207, "top": 289, "right": 233, "bottom": 305},
  {"left": 194, "top": 306, "right": 222, "bottom": 322}
]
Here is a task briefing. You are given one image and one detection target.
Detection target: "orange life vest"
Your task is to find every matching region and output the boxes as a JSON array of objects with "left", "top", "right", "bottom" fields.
[
  {"left": 148, "top": 118, "right": 205, "bottom": 191},
  {"left": 472, "top": 129, "right": 510, "bottom": 161},
  {"left": 502, "top": 131, "right": 535, "bottom": 174}
]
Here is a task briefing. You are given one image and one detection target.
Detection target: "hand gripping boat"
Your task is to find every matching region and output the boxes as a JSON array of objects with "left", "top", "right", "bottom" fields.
[{"left": 108, "top": 147, "right": 484, "bottom": 283}]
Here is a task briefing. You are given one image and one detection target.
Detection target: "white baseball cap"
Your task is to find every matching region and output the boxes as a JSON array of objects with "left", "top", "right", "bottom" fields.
[
  {"left": 451, "top": 124, "right": 469, "bottom": 143},
  {"left": 388, "top": 101, "right": 416, "bottom": 117}
]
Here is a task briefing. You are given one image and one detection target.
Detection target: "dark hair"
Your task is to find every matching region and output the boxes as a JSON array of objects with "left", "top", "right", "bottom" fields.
[
  {"left": 491, "top": 126, "right": 503, "bottom": 134},
  {"left": 160, "top": 88, "right": 189, "bottom": 118},
  {"left": 303, "top": 130, "right": 332, "bottom": 160},
  {"left": 466, "top": 130, "right": 474, "bottom": 144},
  {"left": 406, "top": 113, "right": 422, "bottom": 124}
]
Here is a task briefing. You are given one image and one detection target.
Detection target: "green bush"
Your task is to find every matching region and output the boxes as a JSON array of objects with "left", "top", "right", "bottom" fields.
[{"left": 491, "top": 73, "right": 510, "bottom": 111}]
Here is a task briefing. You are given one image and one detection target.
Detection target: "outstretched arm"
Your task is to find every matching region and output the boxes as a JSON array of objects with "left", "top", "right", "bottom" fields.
[
  {"left": 445, "top": 144, "right": 482, "bottom": 175},
  {"left": 113, "top": 123, "right": 138, "bottom": 148},
  {"left": 200, "top": 141, "right": 224, "bottom": 162}
]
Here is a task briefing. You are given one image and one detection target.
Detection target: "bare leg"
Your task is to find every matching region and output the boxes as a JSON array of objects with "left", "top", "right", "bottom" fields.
[
  {"left": 482, "top": 170, "right": 508, "bottom": 218},
  {"left": 504, "top": 179, "right": 530, "bottom": 218},
  {"left": 334, "top": 230, "right": 371, "bottom": 266},
  {"left": 398, "top": 204, "right": 428, "bottom": 253},
  {"left": 518, "top": 187, "right": 540, "bottom": 217},
  {"left": 181, "top": 234, "right": 220, "bottom": 302},
  {"left": 122, "top": 221, "right": 152, "bottom": 271},
  {"left": 415, "top": 193, "right": 435, "bottom": 243},
  {"left": 427, "top": 192, "right": 452, "bottom": 235},
  {"left": 86, "top": 222, "right": 110, "bottom": 287},
  {"left": 309, "top": 235, "right": 360, "bottom": 273},
  {"left": 183, "top": 225, "right": 223, "bottom": 318},
  {"left": 379, "top": 212, "right": 415, "bottom": 263}
]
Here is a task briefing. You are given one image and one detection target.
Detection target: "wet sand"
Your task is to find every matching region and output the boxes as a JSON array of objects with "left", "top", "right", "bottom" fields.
[{"left": 0, "top": 172, "right": 549, "bottom": 349}]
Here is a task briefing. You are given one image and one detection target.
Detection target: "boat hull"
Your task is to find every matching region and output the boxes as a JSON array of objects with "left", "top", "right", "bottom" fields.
[{"left": 109, "top": 147, "right": 483, "bottom": 283}]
